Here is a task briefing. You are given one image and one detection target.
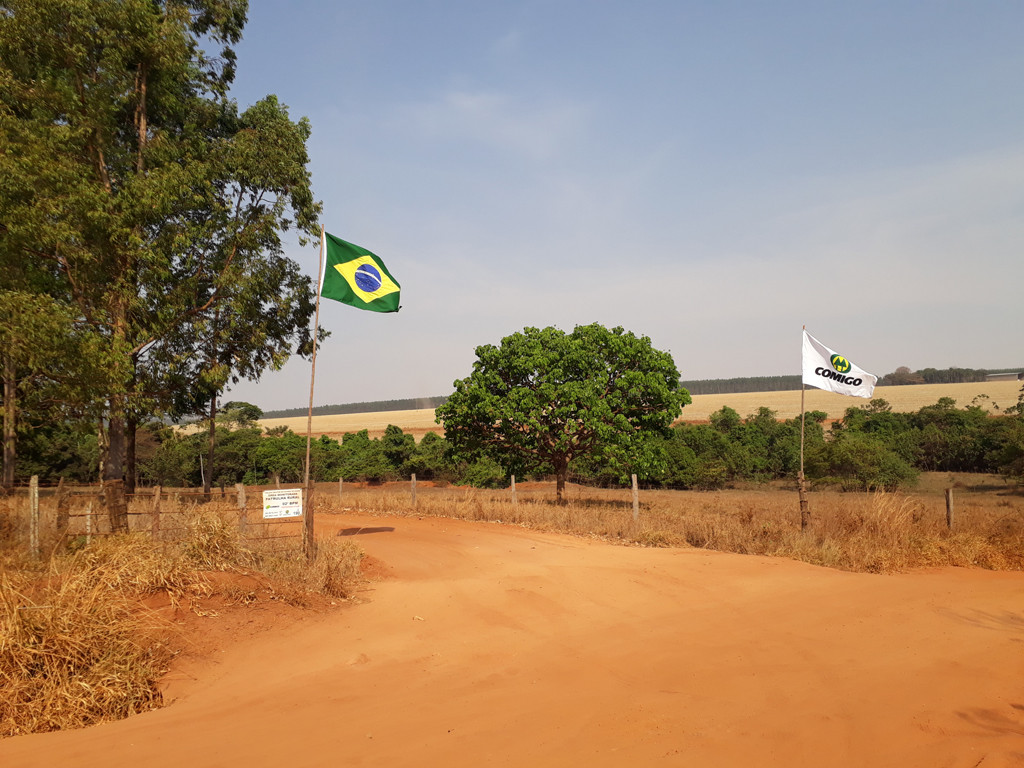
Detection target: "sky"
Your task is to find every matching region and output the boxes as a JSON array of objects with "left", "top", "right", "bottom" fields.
[{"left": 224, "top": 1, "right": 1024, "bottom": 412}]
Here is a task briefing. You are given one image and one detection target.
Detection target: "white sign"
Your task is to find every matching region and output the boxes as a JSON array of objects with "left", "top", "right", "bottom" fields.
[{"left": 263, "top": 488, "right": 303, "bottom": 519}]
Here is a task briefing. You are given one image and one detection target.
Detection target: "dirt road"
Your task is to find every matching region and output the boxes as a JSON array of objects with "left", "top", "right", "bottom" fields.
[{"left": 2, "top": 513, "right": 1022, "bottom": 767}]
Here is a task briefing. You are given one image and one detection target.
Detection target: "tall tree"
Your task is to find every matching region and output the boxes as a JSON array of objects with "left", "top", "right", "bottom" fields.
[
  {"left": 0, "top": 1, "right": 320, "bottom": 525},
  {"left": 437, "top": 324, "right": 690, "bottom": 502}
]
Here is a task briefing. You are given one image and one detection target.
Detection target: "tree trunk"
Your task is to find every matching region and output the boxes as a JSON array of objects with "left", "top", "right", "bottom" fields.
[
  {"left": 555, "top": 466, "right": 567, "bottom": 505},
  {"left": 2, "top": 353, "right": 15, "bottom": 490},
  {"left": 126, "top": 410, "right": 137, "bottom": 496},
  {"left": 204, "top": 392, "right": 217, "bottom": 501},
  {"left": 97, "top": 421, "right": 107, "bottom": 483},
  {"left": 104, "top": 406, "right": 129, "bottom": 533},
  {"left": 101, "top": 293, "right": 131, "bottom": 532},
  {"left": 125, "top": 361, "right": 138, "bottom": 495}
]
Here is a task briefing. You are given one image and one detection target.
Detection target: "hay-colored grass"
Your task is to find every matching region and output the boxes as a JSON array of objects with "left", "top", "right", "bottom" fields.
[
  {"left": 680, "top": 380, "right": 1022, "bottom": 423},
  {"left": 259, "top": 408, "right": 443, "bottom": 440},
  {"left": 312, "top": 474, "right": 1023, "bottom": 574},
  {"left": 258, "top": 380, "right": 1023, "bottom": 438},
  {"left": 0, "top": 535, "right": 205, "bottom": 736},
  {"left": 0, "top": 502, "right": 364, "bottom": 738}
]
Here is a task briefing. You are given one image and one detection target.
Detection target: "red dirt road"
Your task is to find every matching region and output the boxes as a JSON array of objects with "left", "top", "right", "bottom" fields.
[{"left": 2, "top": 513, "right": 1023, "bottom": 767}]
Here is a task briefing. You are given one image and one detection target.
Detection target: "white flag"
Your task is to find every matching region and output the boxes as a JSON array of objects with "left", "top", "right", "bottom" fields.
[{"left": 802, "top": 330, "right": 877, "bottom": 398}]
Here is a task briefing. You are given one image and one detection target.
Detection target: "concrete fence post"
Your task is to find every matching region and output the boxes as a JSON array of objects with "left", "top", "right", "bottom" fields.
[
  {"left": 631, "top": 474, "right": 639, "bottom": 523},
  {"left": 29, "top": 475, "right": 39, "bottom": 559}
]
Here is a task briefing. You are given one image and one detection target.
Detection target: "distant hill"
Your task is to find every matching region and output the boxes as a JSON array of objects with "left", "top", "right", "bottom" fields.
[
  {"left": 682, "top": 367, "right": 1022, "bottom": 396},
  {"left": 680, "top": 376, "right": 802, "bottom": 395}
]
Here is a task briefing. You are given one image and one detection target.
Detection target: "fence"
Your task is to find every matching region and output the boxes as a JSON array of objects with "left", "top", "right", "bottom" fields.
[
  {"left": 1, "top": 477, "right": 307, "bottom": 559},
  {"left": 1, "top": 472, "right": 647, "bottom": 559}
]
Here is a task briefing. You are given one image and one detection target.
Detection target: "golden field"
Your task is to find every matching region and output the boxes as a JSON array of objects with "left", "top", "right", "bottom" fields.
[
  {"left": 259, "top": 380, "right": 1023, "bottom": 438},
  {"left": 259, "top": 407, "right": 442, "bottom": 439}
]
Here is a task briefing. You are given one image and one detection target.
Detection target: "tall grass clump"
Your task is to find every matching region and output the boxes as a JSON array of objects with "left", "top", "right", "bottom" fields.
[
  {"left": 1, "top": 500, "right": 364, "bottom": 738},
  {"left": 178, "top": 504, "right": 257, "bottom": 571},
  {"left": 0, "top": 536, "right": 205, "bottom": 736},
  {"left": 263, "top": 537, "right": 364, "bottom": 601}
]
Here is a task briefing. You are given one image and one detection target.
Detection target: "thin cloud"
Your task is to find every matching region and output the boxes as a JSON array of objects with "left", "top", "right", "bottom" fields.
[{"left": 394, "top": 89, "right": 593, "bottom": 161}]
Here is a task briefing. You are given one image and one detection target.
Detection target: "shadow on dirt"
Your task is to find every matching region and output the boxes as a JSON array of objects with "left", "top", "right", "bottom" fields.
[{"left": 337, "top": 526, "right": 395, "bottom": 536}]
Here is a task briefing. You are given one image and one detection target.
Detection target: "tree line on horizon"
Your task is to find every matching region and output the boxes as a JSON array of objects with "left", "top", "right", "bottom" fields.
[
  {"left": 11, "top": 392, "right": 1023, "bottom": 493},
  {"left": 257, "top": 366, "right": 1024, "bottom": 418},
  {"left": 261, "top": 396, "right": 449, "bottom": 419},
  {"left": 682, "top": 366, "right": 1021, "bottom": 396}
]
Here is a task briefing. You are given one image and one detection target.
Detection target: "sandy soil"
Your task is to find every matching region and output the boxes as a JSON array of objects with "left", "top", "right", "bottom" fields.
[{"left": 1, "top": 513, "right": 1022, "bottom": 767}]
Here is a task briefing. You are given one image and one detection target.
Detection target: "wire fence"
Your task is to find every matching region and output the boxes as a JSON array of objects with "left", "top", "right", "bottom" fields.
[
  {"left": 0, "top": 479, "right": 313, "bottom": 559},
  {"left": 1, "top": 471, "right": 643, "bottom": 559}
]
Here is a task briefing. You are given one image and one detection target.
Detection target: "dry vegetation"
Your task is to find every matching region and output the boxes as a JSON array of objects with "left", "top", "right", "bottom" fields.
[
  {"left": 260, "top": 407, "right": 443, "bottom": 439},
  {"left": 313, "top": 473, "right": 1024, "bottom": 574},
  {"left": 681, "top": 380, "right": 1023, "bottom": 422},
  {"left": 0, "top": 499, "right": 364, "bottom": 738},
  {"left": 260, "top": 380, "right": 1024, "bottom": 438}
]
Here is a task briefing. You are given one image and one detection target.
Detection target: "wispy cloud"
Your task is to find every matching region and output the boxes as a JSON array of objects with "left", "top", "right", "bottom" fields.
[{"left": 394, "top": 89, "right": 593, "bottom": 161}]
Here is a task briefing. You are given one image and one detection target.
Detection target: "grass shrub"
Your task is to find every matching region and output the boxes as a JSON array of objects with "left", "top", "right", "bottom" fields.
[
  {"left": 1, "top": 499, "right": 364, "bottom": 738},
  {"left": 263, "top": 537, "right": 364, "bottom": 601},
  {"left": 178, "top": 504, "right": 256, "bottom": 571},
  {"left": 0, "top": 540, "right": 197, "bottom": 737}
]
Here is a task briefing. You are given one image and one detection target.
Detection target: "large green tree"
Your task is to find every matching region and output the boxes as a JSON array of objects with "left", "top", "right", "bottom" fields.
[
  {"left": 436, "top": 323, "right": 690, "bottom": 502},
  {"left": 0, "top": 0, "right": 319, "bottom": 527}
]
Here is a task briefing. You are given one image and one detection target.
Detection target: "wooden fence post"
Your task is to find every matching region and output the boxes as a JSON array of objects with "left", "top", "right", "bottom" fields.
[
  {"left": 235, "top": 483, "right": 247, "bottom": 534},
  {"left": 798, "top": 471, "right": 810, "bottom": 531},
  {"left": 29, "top": 475, "right": 39, "bottom": 559},
  {"left": 631, "top": 474, "right": 639, "bottom": 523},
  {"left": 511, "top": 474, "right": 517, "bottom": 506},
  {"left": 945, "top": 488, "right": 954, "bottom": 530},
  {"left": 55, "top": 476, "right": 70, "bottom": 537},
  {"left": 338, "top": 477, "right": 343, "bottom": 497},
  {"left": 151, "top": 485, "right": 162, "bottom": 535},
  {"left": 411, "top": 473, "right": 417, "bottom": 508},
  {"left": 85, "top": 500, "right": 93, "bottom": 545}
]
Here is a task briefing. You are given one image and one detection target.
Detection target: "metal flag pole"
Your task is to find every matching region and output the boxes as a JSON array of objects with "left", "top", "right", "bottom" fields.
[
  {"left": 799, "top": 325, "right": 809, "bottom": 530},
  {"left": 302, "top": 225, "right": 326, "bottom": 560}
]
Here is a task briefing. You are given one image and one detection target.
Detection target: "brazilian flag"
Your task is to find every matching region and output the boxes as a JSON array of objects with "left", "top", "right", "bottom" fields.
[{"left": 320, "top": 232, "right": 401, "bottom": 313}]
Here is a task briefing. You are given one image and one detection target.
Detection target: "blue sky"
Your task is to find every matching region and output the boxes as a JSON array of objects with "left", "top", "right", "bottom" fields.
[{"left": 224, "top": 1, "right": 1024, "bottom": 411}]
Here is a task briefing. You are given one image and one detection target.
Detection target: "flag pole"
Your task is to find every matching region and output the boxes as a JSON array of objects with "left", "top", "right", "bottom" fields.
[
  {"left": 302, "top": 225, "right": 326, "bottom": 561},
  {"left": 799, "top": 325, "right": 809, "bottom": 531}
]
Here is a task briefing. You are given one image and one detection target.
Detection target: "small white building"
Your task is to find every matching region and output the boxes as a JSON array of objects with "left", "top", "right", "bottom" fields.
[{"left": 986, "top": 372, "right": 1024, "bottom": 382}]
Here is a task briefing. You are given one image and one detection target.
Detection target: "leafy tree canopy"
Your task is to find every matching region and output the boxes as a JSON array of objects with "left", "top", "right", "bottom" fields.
[
  {"left": 436, "top": 323, "right": 690, "bottom": 501},
  {"left": 0, "top": 0, "right": 321, "bottom": 524}
]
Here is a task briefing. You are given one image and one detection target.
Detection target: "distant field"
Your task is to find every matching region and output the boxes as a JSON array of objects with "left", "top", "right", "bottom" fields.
[
  {"left": 259, "top": 408, "right": 442, "bottom": 440},
  {"left": 259, "top": 380, "right": 1023, "bottom": 438},
  {"left": 681, "top": 379, "right": 1022, "bottom": 423}
]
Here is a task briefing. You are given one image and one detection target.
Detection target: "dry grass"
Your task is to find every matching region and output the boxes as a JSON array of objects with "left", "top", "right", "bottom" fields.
[
  {"left": 680, "top": 380, "right": 1023, "bottom": 422},
  {"left": 259, "top": 408, "right": 443, "bottom": 440},
  {"left": 313, "top": 474, "right": 1024, "bottom": 574},
  {"left": 0, "top": 502, "right": 363, "bottom": 738},
  {"left": 0, "top": 536, "right": 206, "bottom": 736},
  {"left": 253, "top": 381, "right": 1022, "bottom": 438}
]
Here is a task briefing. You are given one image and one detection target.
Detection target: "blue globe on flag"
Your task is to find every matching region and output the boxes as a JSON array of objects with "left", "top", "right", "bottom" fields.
[{"left": 354, "top": 263, "right": 383, "bottom": 293}]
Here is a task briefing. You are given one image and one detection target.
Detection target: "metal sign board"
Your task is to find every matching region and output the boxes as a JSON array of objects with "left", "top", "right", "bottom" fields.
[{"left": 262, "top": 488, "right": 303, "bottom": 519}]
